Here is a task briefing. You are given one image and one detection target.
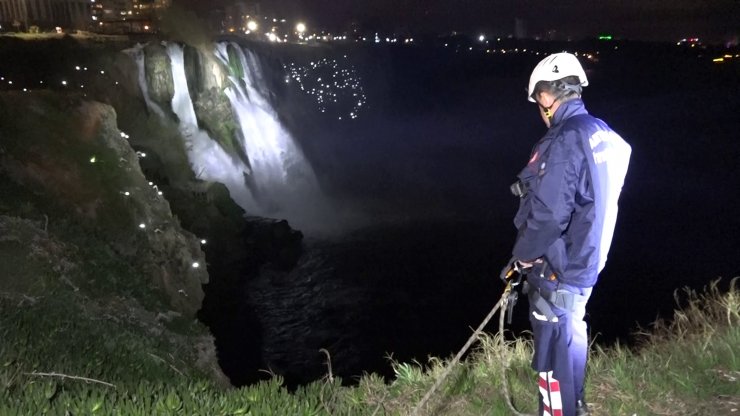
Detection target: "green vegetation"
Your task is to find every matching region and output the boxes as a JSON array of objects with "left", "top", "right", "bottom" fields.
[
  {"left": 2, "top": 262, "right": 736, "bottom": 415},
  {"left": 226, "top": 44, "right": 246, "bottom": 83}
]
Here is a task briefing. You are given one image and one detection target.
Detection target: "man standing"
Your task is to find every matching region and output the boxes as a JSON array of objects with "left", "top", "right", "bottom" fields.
[{"left": 502, "top": 53, "right": 631, "bottom": 416}]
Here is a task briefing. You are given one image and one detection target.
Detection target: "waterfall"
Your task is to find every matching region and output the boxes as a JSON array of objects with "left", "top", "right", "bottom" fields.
[
  {"left": 165, "top": 43, "right": 260, "bottom": 213},
  {"left": 131, "top": 41, "right": 328, "bottom": 230},
  {"left": 213, "top": 42, "right": 322, "bottom": 215},
  {"left": 167, "top": 43, "right": 199, "bottom": 126}
]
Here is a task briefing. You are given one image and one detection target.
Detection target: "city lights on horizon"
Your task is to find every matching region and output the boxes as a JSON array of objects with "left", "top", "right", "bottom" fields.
[
  {"left": 0, "top": 0, "right": 734, "bottom": 47},
  {"left": 0, "top": 17, "right": 733, "bottom": 106}
]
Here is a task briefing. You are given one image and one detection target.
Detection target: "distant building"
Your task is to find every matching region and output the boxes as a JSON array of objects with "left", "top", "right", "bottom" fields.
[
  {"left": 224, "top": 1, "right": 261, "bottom": 32},
  {"left": 515, "top": 18, "right": 527, "bottom": 39},
  {"left": 91, "top": 0, "right": 170, "bottom": 34},
  {"left": 0, "top": 0, "right": 90, "bottom": 31}
]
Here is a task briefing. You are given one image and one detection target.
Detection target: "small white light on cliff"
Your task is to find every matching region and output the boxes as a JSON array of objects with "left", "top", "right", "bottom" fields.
[
  {"left": 90, "top": 156, "right": 96, "bottom": 163},
  {"left": 200, "top": 239, "right": 207, "bottom": 245},
  {"left": 192, "top": 262, "right": 200, "bottom": 268},
  {"left": 75, "top": 66, "right": 81, "bottom": 70},
  {"left": 61, "top": 80, "right": 67, "bottom": 86},
  {"left": 139, "top": 223, "right": 146, "bottom": 229},
  {"left": 100, "top": 70, "right": 105, "bottom": 74},
  {"left": 124, "top": 191, "right": 130, "bottom": 196},
  {"left": 148, "top": 181, "right": 153, "bottom": 186},
  {"left": 157, "top": 191, "right": 163, "bottom": 196}
]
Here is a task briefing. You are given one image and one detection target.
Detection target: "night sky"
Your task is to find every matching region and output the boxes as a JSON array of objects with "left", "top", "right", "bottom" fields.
[{"left": 177, "top": 0, "right": 739, "bottom": 43}]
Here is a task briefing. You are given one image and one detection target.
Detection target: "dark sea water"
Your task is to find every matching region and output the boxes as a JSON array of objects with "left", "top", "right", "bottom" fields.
[{"left": 225, "top": 42, "right": 740, "bottom": 387}]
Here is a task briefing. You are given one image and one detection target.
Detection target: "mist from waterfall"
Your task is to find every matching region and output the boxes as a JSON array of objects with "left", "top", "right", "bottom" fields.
[{"left": 132, "top": 42, "right": 335, "bottom": 233}]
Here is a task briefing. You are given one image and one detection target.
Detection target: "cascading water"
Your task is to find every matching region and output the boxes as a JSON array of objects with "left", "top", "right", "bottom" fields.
[
  {"left": 213, "top": 42, "right": 322, "bottom": 216},
  {"left": 132, "top": 41, "right": 327, "bottom": 229},
  {"left": 165, "top": 43, "right": 260, "bottom": 213}
]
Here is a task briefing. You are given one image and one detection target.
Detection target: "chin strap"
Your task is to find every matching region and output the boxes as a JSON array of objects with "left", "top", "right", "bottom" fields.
[
  {"left": 541, "top": 81, "right": 582, "bottom": 119},
  {"left": 541, "top": 101, "right": 556, "bottom": 119}
]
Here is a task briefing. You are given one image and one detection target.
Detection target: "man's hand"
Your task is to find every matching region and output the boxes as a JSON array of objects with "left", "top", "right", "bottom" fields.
[
  {"left": 500, "top": 257, "right": 527, "bottom": 283},
  {"left": 499, "top": 257, "right": 542, "bottom": 283}
]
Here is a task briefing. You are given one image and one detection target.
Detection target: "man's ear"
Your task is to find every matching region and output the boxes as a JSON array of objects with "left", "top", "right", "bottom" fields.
[{"left": 536, "top": 91, "right": 555, "bottom": 108}]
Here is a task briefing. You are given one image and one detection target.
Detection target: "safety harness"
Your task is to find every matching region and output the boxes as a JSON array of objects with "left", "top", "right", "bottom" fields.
[
  {"left": 505, "top": 256, "right": 585, "bottom": 320},
  {"left": 528, "top": 283, "right": 588, "bottom": 321}
]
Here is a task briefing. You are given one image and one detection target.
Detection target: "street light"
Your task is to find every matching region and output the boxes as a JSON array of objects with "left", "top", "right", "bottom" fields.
[
  {"left": 296, "top": 22, "right": 306, "bottom": 34},
  {"left": 247, "top": 20, "right": 258, "bottom": 32}
]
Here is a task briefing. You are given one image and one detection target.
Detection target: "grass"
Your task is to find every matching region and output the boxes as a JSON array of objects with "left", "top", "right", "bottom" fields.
[
  {"left": 587, "top": 280, "right": 740, "bottom": 416},
  {"left": 1, "top": 268, "right": 736, "bottom": 415}
]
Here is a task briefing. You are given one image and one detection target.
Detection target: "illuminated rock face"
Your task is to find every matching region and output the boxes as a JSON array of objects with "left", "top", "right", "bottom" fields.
[
  {"left": 143, "top": 43, "right": 175, "bottom": 112},
  {"left": 0, "top": 91, "right": 207, "bottom": 317}
]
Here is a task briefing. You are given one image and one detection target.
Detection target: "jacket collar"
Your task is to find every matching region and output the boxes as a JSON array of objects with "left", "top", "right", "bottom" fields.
[{"left": 550, "top": 98, "right": 588, "bottom": 128}]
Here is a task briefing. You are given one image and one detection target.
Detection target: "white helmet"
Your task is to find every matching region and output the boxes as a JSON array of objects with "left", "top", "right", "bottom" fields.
[{"left": 527, "top": 52, "right": 588, "bottom": 102}]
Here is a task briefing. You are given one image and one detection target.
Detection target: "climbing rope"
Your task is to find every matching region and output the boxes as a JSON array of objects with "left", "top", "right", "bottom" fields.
[{"left": 410, "top": 282, "right": 535, "bottom": 416}]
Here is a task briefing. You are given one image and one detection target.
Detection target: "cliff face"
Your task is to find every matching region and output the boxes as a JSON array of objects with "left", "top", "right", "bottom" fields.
[
  {"left": 0, "top": 89, "right": 235, "bottom": 386},
  {"left": 0, "top": 91, "right": 207, "bottom": 317},
  {"left": 0, "top": 36, "right": 309, "bottom": 386},
  {"left": 143, "top": 43, "right": 176, "bottom": 112}
]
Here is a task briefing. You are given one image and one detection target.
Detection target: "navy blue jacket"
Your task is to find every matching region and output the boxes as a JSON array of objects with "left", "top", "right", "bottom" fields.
[{"left": 512, "top": 99, "right": 631, "bottom": 288}]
